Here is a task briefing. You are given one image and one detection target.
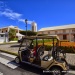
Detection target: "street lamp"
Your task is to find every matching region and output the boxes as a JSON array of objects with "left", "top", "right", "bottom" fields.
[
  {"left": 25, "top": 19, "right": 28, "bottom": 46},
  {"left": 25, "top": 19, "right": 28, "bottom": 37}
]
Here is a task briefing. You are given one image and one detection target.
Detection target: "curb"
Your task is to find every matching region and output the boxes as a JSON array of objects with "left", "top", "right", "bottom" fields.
[
  {"left": 0, "top": 42, "right": 18, "bottom": 45},
  {"left": 0, "top": 49, "right": 18, "bottom": 56}
]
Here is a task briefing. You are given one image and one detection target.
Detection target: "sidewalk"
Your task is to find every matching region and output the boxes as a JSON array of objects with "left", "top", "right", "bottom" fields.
[
  {"left": 0, "top": 43, "right": 19, "bottom": 54},
  {"left": 66, "top": 53, "right": 75, "bottom": 70},
  {"left": 66, "top": 53, "right": 75, "bottom": 66}
]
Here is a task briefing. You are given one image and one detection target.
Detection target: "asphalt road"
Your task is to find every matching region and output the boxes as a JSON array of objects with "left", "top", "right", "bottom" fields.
[
  {"left": 0, "top": 62, "right": 75, "bottom": 75},
  {"left": 0, "top": 52, "right": 75, "bottom": 75},
  {"left": 0, "top": 63, "right": 41, "bottom": 75}
]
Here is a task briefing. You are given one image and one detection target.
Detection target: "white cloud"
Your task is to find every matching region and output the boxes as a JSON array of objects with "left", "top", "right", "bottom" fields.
[
  {"left": 0, "top": 8, "right": 33, "bottom": 24},
  {"left": 18, "top": 19, "right": 33, "bottom": 24},
  {"left": 0, "top": 1, "right": 33, "bottom": 24},
  {"left": 27, "top": 21, "right": 33, "bottom": 24},
  {"left": 0, "top": 8, "right": 22, "bottom": 20},
  {"left": 18, "top": 19, "right": 25, "bottom": 23}
]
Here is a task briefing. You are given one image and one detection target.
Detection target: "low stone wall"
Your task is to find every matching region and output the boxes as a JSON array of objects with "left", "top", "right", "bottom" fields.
[{"left": 66, "top": 53, "right": 75, "bottom": 66}]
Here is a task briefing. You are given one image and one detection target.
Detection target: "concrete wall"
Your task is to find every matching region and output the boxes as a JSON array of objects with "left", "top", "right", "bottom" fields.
[
  {"left": 66, "top": 29, "right": 69, "bottom": 33},
  {"left": 0, "top": 34, "right": 8, "bottom": 43},
  {"left": 0, "top": 34, "right": 5, "bottom": 43}
]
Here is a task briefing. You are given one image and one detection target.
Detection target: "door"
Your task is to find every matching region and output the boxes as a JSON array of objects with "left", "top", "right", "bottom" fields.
[
  {"left": 63, "top": 35, "right": 67, "bottom": 40},
  {"left": 21, "top": 50, "right": 30, "bottom": 62},
  {"left": 73, "top": 34, "right": 75, "bottom": 41},
  {"left": 41, "top": 55, "right": 53, "bottom": 68}
]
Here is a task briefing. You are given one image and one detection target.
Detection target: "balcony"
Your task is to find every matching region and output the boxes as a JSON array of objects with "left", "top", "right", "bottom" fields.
[{"left": 56, "top": 32, "right": 69, "bottom": 35}]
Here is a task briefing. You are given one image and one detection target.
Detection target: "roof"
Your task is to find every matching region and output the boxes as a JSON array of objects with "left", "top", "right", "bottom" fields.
[
  {"left": 0, "top": 25, "right": 23, "bottom": 30},
  {"left": 18, "top": 28, "right": 24, "bottom": 30},
  {"left": 23, "top": 35, "right": 60, "bottom": 40},
  {"left": 39, "top": 24, "right": 75, "bottom": 31},
  {"left": 8, "top": 25, "right": 17, "bottom": 28},
  {"left": 0, "top": 25, "right": 17, "bottom": 29}
]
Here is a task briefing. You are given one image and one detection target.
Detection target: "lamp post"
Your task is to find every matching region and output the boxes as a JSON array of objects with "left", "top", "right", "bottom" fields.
[
  {"left": 25, "top": 19, "right": 28, "bottom": 46},
  {"left": 25, "top": 19, "right": 28, "bottom": 37}
]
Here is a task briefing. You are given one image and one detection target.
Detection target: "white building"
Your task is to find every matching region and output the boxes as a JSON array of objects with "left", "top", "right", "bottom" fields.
[
  {"left": 0, "top": 33, "right": 8, "bottom": 43},
  {"left": 31, "top": 22, "right": 37, "bottom": 32},
  {"left": 0, "top": 25, "right": 24, "bottom": 43},
  {"left": 38, "top": 24, "right": 75, "bottom": 42}
]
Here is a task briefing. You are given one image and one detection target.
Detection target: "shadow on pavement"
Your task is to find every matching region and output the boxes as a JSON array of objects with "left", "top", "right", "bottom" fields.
[
  {"left": 10, "top": 45, "right": 25, "bottom": 47},
  {"left": 17, "top": 63, "right": 50, "bottom": 75},
  {"left": 69, "top": 64, "right": 75, "bottom": 70}
]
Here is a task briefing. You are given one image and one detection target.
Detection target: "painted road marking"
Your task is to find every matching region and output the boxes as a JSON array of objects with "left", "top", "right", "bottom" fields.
[
  {"left": 0, "top": 52, "right": 16, "bottom": 58},
  {"left": 0, "top": 57, "right": 19, "bottom": 69},
  {"left": 68, "top": 71, "right": 75, "bottom": 74},
  {"left": 0, "top": 72, "right": 3, "bottom": 75}
]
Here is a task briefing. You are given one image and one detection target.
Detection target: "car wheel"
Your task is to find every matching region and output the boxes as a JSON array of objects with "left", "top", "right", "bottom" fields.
[
  {"left": 50, "top": 67, "right": 62, "bottom": 75},
  {"left": 15, "top": 57, "right": 20, "bottom": 64}
]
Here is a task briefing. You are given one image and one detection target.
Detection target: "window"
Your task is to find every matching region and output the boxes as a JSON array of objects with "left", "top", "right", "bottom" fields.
[
  {"left": 73, "top": 34, "right": 75, "bottom": 38},
  {"left": 72, "top": 29, "right": 75, "bottom": 32},
  {"left": 2, "top": 31, "right": 3, "bottom": 33},
  {"left": 63, "top": 30, "right": 66, "bottom": 33},
  {"left": 48, "top": 31, "right": 50, "bottom": 34},
  {"left": 1, "top": 35, "right": 4, "bottom": 37},
  {"left": 63, "top": 35, "right": 67, "bottom": 40},
  {"left": 6, "top": 30, "right": 7, "bottom": 32}
]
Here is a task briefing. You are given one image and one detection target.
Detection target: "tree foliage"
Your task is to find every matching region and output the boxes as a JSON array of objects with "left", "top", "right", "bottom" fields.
[
  {"left": 37, "top": 34, "right": 47, "bottom": 36},
  {"left": 9, "top": 28, "right": 16, "bottom": 41},
  {"left": 20, "top": 30, "right": 37, "bottom": 36}
]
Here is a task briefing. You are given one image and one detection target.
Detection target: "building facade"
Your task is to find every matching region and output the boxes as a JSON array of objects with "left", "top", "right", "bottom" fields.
[
  {"left": 0, "top": 33, "right": 8, "bottom": 43},
  {"left": 38, "top": 24, "right": 75, "bottom": 42},
  {"left": 0, "top": 25, "right": 23, "bottom": 42},
  {"left": 31, "top": 22, "right": 37, "bottom": 32},
  {"left": 0, "top": 25, "right": 21, "bottom": 33}
]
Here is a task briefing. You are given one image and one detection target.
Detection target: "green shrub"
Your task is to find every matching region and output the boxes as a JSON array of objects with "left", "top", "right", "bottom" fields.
[
  {"left": 44, "top": 45, "right": 75, "bottom": 53},
  {"left": 45, "top": 45, "right": 52, "bottom": 51},
  {"left": 20, "top": 30, "right": 37, "bottom": 36},
  {"left": 11, "top": 38, "right": 18, "bottom": 41},
  {"left": 63, "top": 47, "right": 74, "bottom": 53}
]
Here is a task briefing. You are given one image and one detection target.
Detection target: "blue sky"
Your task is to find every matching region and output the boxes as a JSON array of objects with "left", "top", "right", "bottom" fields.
[{"left": 0, "top": 0, "right": 75, "bottom": 30}]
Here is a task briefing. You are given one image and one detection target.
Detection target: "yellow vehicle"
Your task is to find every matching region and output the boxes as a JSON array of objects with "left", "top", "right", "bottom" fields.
[{"left": 15, "top": 35, "right": 69, "bottom": 75}]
